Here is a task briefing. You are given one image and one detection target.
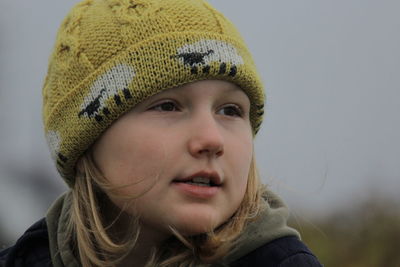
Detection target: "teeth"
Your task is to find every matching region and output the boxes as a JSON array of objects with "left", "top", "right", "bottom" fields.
[
  {"left": 192, "top": 177, "right": 211, "bottom": 184},
  {"left": 185, "top": 182, "right": 211, "bottom": 187}
]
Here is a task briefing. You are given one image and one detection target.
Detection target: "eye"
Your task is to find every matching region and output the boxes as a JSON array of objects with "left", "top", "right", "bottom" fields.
[
  {"left": 150, "top": 101, "right": 180, "bottom": 112},
  {"left": 217, "top": 104, "right": 243, "bottom": 117}
]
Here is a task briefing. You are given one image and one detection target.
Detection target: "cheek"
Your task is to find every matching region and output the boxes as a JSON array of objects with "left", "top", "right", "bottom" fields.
[
  {"left": 93, "top": 126, "right": 171, "bottom": 199},
  {"left": 227, "top": 133, "right": 253, "bottom": 200},
  {"left": 231, "top": 132, "right": 253, "bottom": 175}
]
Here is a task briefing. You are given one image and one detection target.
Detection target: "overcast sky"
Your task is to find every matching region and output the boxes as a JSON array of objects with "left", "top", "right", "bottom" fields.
[{"left": 1, "top": 0, "right": 399, "bottom": 241}]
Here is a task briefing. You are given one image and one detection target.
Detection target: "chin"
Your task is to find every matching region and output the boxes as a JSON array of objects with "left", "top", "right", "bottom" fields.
[{"left": 171, "top": 212, "right": 228, "bottom": 236}]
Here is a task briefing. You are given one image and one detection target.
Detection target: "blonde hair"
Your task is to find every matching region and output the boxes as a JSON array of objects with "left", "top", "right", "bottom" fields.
[{"left": 67, "top": 151, "right": 266, "bottom": 267}]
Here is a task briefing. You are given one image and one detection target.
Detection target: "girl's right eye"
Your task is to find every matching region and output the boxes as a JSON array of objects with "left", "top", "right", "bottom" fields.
[{"left": 149, "top": 101, "right": 179, "bottom": 112}]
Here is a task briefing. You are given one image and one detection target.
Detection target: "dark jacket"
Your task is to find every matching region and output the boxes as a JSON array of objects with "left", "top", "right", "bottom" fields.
[
  {"left": 231, "top": 235, "right": 322, "bottom": 267},
  {"left": 0, "top": 218, "right": 321, "bottom": 267},
  {"left": 0, "top": 219, "right": 51, "bottom": 267}
]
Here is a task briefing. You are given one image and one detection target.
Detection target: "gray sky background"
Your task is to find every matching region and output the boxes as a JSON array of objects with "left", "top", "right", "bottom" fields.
[{"left": 1, "top": 0, "right": 399, "bottom": 242}]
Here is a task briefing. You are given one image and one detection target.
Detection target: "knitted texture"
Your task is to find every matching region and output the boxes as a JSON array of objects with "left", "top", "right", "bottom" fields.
[{"left": 42, "top": 0, "right": 265, "bottom": 186}]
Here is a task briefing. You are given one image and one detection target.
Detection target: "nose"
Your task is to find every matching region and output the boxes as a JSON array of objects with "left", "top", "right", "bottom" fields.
[{"left": 187, "top": 112, "right": 224, "bottom": 159}]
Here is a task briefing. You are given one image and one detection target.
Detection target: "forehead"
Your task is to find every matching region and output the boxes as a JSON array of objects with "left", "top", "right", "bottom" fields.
[{"left": 159, "top": 79, "right": 248, "bottom": 99}]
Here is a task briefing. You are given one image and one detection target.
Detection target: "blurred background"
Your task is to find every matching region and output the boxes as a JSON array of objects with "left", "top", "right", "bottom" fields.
[{"left": 1, "top": 0, "right": 399, "bottom": 266}]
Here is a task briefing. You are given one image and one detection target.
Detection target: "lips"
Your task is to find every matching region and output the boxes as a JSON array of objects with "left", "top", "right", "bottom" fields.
[
  {"left": 173, "top": 170, "right": 222, "bottom": 187},
  {"left": 172, "top": 170, "right": 222, "bottom": 199}
]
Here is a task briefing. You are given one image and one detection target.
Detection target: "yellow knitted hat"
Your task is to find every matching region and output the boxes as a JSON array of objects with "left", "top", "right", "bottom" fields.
[{"left": 43, "top": 0, "right": 265, "bottom": 186}]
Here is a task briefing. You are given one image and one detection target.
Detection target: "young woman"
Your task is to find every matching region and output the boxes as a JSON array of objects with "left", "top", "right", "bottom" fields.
[{"left": 0, "top": 0, "right": 322, "bottom": 266}]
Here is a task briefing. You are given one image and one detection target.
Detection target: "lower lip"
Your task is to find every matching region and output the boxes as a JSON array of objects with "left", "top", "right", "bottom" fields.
[{"left": 172, "top": 182, "right": 220, "bottom": 199}]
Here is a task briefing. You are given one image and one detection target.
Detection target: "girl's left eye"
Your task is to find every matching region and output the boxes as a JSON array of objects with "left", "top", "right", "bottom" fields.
[
  {"left": 217, "top": 104, "right": 243, "bottom": 117},
  {"left": 150, "top": 101, "right": 179, "bottom": 112}
]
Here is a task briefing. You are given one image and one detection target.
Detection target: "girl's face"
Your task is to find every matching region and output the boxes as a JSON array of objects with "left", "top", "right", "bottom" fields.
[{"left": 92, "top": 80, "right": 253, "bottom": 238}]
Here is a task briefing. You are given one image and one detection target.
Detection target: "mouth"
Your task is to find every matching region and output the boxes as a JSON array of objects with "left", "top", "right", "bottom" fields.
[
  {"left": 172, "top": 171, "right": 222, "bottom": 199},
  {"left": 173, "top": 171, "right": 222, "bottom": 187}
]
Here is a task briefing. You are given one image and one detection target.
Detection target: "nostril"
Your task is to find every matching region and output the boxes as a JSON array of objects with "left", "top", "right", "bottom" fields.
[{"left": 198, "top": 146, "right": 224, "bottom": 157}]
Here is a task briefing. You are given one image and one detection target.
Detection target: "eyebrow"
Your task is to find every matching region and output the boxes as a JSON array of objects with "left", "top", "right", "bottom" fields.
[
  {"left": 221, "top": 85, "right": 247, "bottom": 97},
  {"left": 157, "top": 82, "right": 246, "bottom": 99},
  {"left": 220, "top": 83, "right": 242, "bottom": 93}
]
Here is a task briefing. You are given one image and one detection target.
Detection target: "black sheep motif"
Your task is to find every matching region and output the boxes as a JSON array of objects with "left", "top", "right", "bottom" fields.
[
  {"left": 78, "top": 64, "right": 135, "bottom": 122},
  {"left": 173, "top": 39, "right": 243, "bottom": 76}
]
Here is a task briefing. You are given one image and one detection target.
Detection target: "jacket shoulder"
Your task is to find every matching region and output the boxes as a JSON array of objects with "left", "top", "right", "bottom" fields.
[
  {"left": 231, "top": 236, "right": 322, "bottom": 267},
  {"left": 0, "top": 218, "right": 52, "bottom": 267}
]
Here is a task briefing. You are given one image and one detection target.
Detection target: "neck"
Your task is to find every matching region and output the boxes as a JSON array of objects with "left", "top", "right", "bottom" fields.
[
  {"left": 102, "top": 198, "right": 170, "bottom": 266},
  {"left": 116, "top": 223, "right": 171, "bottom": 266},
  {"left": 116, "top": 231, "right": 159, "bottom": 266}
]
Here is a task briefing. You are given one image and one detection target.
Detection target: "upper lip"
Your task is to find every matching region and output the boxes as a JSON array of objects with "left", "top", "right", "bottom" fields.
[{"left": 174, "top": 170, "right": 222, "bottom": 186}]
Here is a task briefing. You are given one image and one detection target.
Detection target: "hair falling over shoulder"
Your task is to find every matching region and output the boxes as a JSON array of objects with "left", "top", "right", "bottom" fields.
[{"left": 66, "top": 153, "right": 266, "bottom": 267}]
